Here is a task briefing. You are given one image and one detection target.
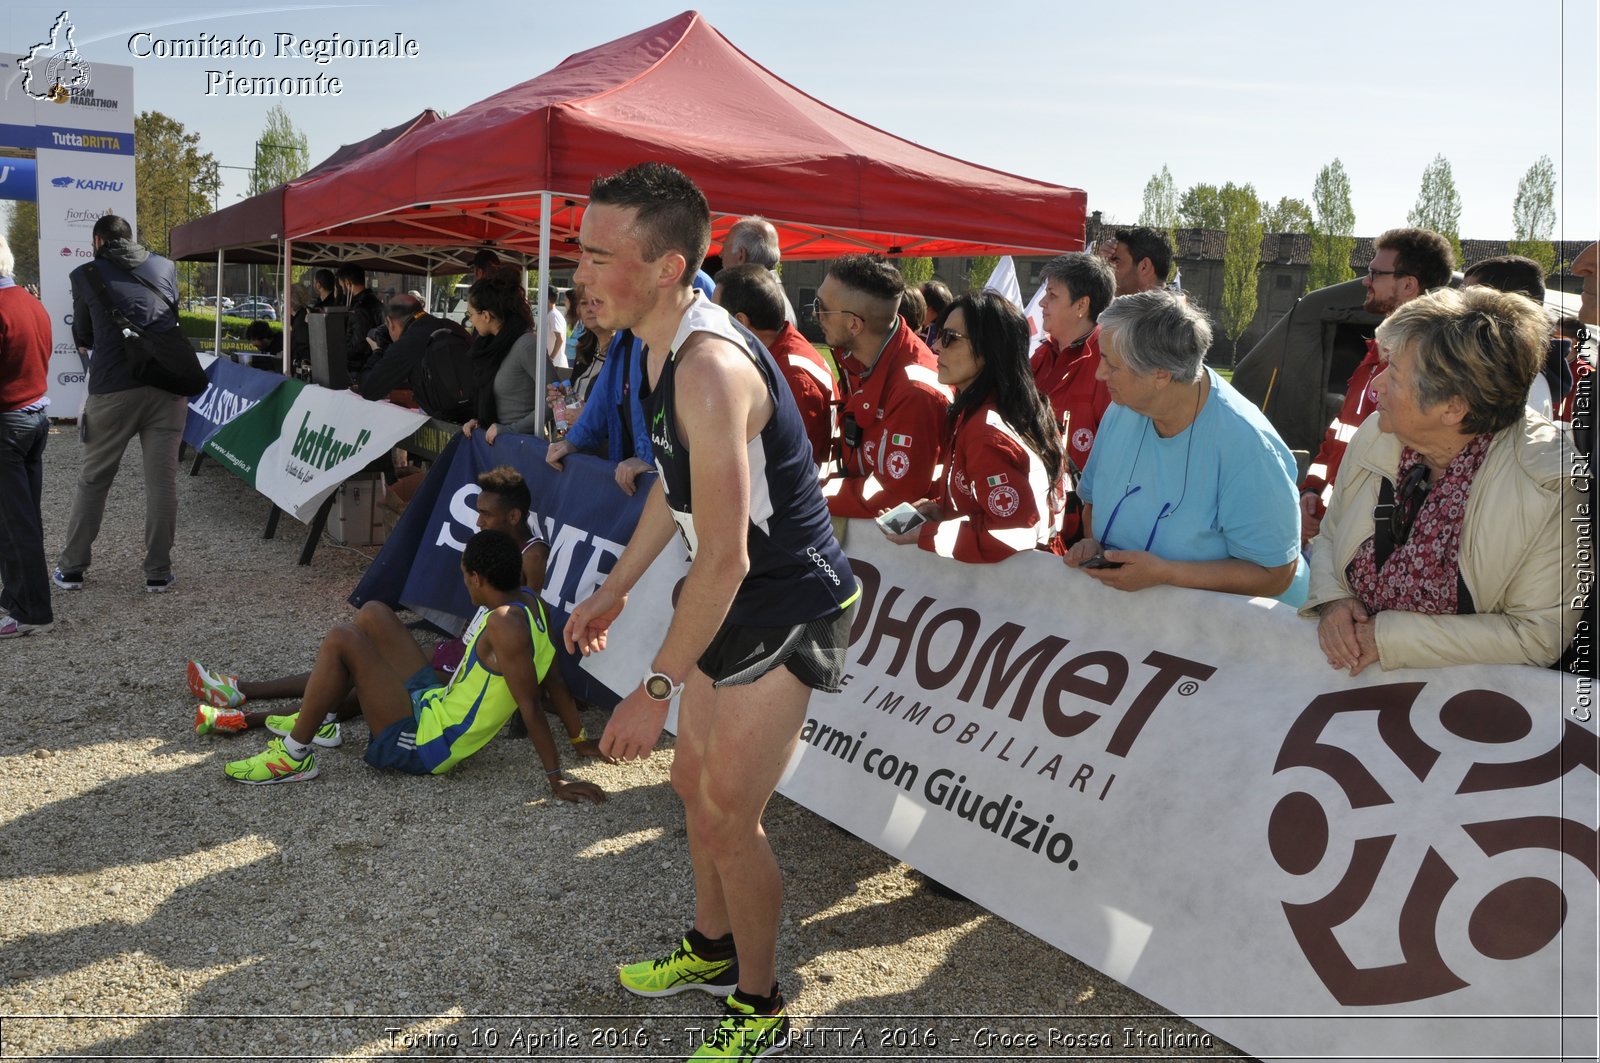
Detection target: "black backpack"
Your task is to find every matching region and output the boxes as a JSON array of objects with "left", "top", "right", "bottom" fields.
[{"left": 409, "top": 324, "right": 475, "bottom": 423}]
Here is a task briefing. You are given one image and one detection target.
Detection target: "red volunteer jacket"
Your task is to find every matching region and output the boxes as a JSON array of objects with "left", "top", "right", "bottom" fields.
[
  {"left": 1029, "top": 325, "right": 1111, "bottom": 476},
  {"left": 917, "top": 398, "right": 1053, "bottom": 564},
  {"left": 1301, "top": 338, "right": 1383, "bottom": 513},
  {"left": 767, "top": 322, "right": 838, "bottom": 467},
  {"left": 828, "top": 323, "right": 949, "bottom": 519}
]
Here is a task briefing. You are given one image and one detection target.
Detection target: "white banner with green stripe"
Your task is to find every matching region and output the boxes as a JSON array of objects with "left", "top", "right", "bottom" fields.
[{"left": 203, "top": 380, "right": 429, "bottom": 521}]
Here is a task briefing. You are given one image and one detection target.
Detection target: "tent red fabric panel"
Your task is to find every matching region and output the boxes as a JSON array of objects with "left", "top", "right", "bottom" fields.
[
  {"left": 284, "top": 12, "right": 1084, "bottom": 260},
  {"left": 167, "top": 109, "right": 444, "bottom": 263}
]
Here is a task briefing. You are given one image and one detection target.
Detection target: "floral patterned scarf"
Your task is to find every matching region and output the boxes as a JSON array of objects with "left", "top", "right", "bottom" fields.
[{"left": 1346, "top": 433, "right": 1493, "bottom": 616}]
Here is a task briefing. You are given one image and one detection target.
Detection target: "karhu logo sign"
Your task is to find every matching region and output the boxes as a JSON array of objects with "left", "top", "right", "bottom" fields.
[
  {"left": 54, "top": 177, "right": 123, "bottom": 191},
  {"left": 1268, "top": 683, "right": 1597, "bottom": 1005}
]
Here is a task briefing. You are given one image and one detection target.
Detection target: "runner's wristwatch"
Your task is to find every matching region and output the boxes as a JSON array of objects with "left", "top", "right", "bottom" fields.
[{"left": 644, "top": 672, "right": 684, "bottom": 702}]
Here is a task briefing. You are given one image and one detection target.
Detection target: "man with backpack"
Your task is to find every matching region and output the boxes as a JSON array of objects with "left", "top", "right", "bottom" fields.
[
  {"left": 357, "top": 293, "right": 475, "bottom": 422},
  {"left": 55, "top": 214, "right": 186, "bottom": 594}
]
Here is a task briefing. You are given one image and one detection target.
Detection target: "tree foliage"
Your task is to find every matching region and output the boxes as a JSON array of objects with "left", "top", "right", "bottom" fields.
[
  {"left": 965, "top": 255, "right": 1000, "bottom": 293},
  {"left": 1179, "top": 183, "right": 1226, "bottom": 229},
  {"left": 1308, "top": 158, "right": 1356, "bottom": 289},
  {"left": 898, "top": 257, "right": 934, "bottom": 287},
  {"left": 134, "top": 110, "right": 220, "bottom": 258},
  {"left": 1140, "top": 164, "right": 1181, "bottom": 259},
  {"left": 4, "top": 201, "right": 40, "bottom": 286},
  {"left": 250, "top": 104, "right": 311, "bottom": 194},
  {"left": 1140, "top": 165, "right": 1179, "bottom": 229},
  {"left": 1219, "top": 182, "right": 1265, "bottom": 352},
  {"left": 1508, "top": 155, "right": 1557, "bottom": 276},
  {"left": 1407, "top": 154, "right": 1464, "bottom": 265},
  {"left": 1263, "top": 196, "right": 1313, "bottom": 234}
]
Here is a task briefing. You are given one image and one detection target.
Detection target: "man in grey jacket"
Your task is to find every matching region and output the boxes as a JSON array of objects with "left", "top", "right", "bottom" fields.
[{"left": 55, "top": 214, "right": 185, "bottom": 593}]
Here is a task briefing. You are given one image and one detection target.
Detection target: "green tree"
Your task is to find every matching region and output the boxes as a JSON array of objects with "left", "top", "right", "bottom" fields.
[
  {"left": 1308, "top": 158, "right": 1356, "bottom": 289},
  {"left": 965, "top": 255, "right": 1000, "bottom": 293},
  {"left": 4, "top": 201, "right": 40, "bottom": 286},
  {"left": 1508, "top": 154, "right": 1558, "bottom": 276},
  {"left": 898, "top": 257, "right": 934, "bottom": 287},
  {"left": 1407, "top": 154, "right": 1464, "bottom": 265},
  {"left": 1219, "top": 182, "right": 1265, "bottom": 360},
  {"left": 1139, "top": 165, "right": 1181, "bottom": 253},
  {"left": 1263, "top": 196, "right": 1313, "bottom": 233},
  {"left": 1139, "top": 165, "right": 1179, "bottom": 228},
  {"left": 134, "top": 110, "right": 220, "bottom": 258},
  {"left": 1178, "top": 183, "right": 1226, "bottom": 229},
  {"left": 250, "top": 104, "right": 311, "bottom": 194}
]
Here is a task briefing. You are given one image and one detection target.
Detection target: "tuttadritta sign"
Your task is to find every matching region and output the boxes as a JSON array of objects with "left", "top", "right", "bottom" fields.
[{"left": 1, "top": 40, "right": 136, "bottom": 413}]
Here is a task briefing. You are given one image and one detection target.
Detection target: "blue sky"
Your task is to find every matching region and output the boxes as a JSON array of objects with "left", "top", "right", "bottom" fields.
[{"left": 6, "top": 0, "right": 1597, "bottom": 242}]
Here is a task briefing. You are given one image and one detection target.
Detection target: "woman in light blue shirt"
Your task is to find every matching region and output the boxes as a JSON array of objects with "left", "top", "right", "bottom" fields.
[{"left": 1064, "top": 289, "right": 1307, "bottom": 605}]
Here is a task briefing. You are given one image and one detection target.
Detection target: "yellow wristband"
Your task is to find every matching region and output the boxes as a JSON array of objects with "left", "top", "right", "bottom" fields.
[{"left": 569, "top": 727, "right": 587, "bottom": 746}]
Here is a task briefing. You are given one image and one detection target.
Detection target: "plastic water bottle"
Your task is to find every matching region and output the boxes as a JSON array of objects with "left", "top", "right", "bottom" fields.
[{"left": 551, "top": 384, "right": 567, "bottom": 438}]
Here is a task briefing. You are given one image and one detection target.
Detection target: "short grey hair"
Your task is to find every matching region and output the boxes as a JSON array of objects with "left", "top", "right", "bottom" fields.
[
  {"left": 725, "top": 216, "right": 780, "bottom": 269},
  {"left": 1039, "top": 252, "right": 1115, "bottom": 322},
  {"left": 0, "top": 234, "right": 13, "bottom": 278},
  {"left": 1375, "top": 286, "right": 1545, "bottom": 435},
  {"left": 1096, "top": 289, "right": 1212, "bottom": 383}
]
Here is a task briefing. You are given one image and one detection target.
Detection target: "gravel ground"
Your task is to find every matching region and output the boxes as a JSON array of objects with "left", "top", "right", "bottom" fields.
[{"left": 0, "top": 424, "right": 1246, "bottom": 1061}]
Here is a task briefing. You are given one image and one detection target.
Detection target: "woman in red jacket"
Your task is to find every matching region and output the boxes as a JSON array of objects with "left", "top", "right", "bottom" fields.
[{"left": 882, "top": 290, "right": 1065, "bottom": 563}]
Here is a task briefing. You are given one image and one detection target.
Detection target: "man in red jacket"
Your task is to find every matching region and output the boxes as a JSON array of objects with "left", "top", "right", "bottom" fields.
[
  {"left": 713, "top": 264, "right": 836, "bottom": 468},
  {"left": 812, "top": 255, "right": 948, "bottom": 519},
  {"left": 0, "top": 235, "right": 54, "bottom": 638},
  {"left": 1299, "top": 227, "right": 1453, "bottom": 542}
]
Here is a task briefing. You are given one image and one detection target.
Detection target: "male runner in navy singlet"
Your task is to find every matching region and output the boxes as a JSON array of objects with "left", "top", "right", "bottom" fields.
[{"left": 565, "top": 163, "right": 858, "bottom": 1061}]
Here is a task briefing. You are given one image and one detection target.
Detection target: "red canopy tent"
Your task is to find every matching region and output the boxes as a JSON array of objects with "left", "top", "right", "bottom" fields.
[{"left": 282, "top": 10, "right": 1085, "bottom": 263}]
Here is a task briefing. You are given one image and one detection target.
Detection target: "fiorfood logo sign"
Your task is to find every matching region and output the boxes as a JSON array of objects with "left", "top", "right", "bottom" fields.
[
  {"left": 1269, "top": 682, "right": 1597, "bottom": 1005},
  {"left": 20, "top": 11, "right": 92, "bottom": 104}
]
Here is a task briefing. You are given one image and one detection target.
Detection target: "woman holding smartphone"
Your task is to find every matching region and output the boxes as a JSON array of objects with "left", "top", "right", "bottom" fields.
[
  {"left": 1063, "top": 289, "right": 1306, "bottom": 604},
  {"left": 880, "top": 290, "right": 1064, "bottom": 563}
]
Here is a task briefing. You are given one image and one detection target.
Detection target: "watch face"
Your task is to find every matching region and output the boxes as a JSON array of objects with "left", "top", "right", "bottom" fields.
[{"left": 646, "top": 675, "right": 672, "bottom": 700}]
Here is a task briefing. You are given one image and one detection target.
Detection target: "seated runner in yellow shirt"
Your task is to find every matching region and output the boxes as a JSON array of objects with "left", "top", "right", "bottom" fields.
[{"left": 211, "top": 529, "right": 603, "bottom": 802}]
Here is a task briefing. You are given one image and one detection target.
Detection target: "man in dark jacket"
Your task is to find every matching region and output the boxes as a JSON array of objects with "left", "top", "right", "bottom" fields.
[
  {"left": 310, "top": 268, "right": 341, "bottom": 311},
  {"left": 55, "top": 214, "right": 185, "bottom": 593},
  {"left": 336, "top": 263, "right": 384, "bottom": 378},
  {"left": 357, "top": 294, "right": 470, "bottom": 414}
]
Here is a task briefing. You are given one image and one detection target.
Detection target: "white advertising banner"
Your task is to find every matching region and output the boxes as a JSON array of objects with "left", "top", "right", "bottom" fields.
[
  {"left": 202, "top": 380, "right": 428, "bottom": 522},
  {"left": 584, "top": 527, "right": 1597, "bottom": 1063},
  {"left": 2, "top": 51, "right": 137, "bottom": 414}
]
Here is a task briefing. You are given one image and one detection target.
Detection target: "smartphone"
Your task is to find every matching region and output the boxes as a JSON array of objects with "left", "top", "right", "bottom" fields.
[
  {"left": 876, "top": 501, "right": 929, "bottom": 536},
  {"left": 1081, "top": 553, "right": 1123, "bottom": 570}
]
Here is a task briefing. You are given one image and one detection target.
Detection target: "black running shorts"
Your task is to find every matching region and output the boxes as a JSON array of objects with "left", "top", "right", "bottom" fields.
[{"left": 698, "top": 583, "right": 860, "bottom": 692}]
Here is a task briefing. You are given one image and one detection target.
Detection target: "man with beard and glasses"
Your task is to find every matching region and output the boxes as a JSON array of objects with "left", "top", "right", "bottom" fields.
[{"left": 1300, "top": 227, "right": 1453, "bottom": 542}]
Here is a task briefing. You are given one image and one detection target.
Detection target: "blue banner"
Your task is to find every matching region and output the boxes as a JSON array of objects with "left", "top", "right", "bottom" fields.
[
  {"left": 184, "top": 357, "right": 288, "bottom": 450},
  {"left": 0, "top": 157, "right": 38, "bottom": 202},
  {"left": 350, "top": 433, "right": 655, "bottom": 707},
  {"left": 0, "top": 123, "right": 134, "bottom": 155}
]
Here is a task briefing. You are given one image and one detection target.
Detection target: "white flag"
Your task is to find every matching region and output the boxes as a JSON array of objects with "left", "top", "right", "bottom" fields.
[
  {"left": 1023, "top": 280, "right": 1047, "bottom": 355},
  {"left": 982, "top": 256, "right": 1022, "bottom": 309}
]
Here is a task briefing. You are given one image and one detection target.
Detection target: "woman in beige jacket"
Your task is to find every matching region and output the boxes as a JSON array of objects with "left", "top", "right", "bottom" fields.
[{"left": 1301, "top": 287, "right": 1583, "bottom": 674}]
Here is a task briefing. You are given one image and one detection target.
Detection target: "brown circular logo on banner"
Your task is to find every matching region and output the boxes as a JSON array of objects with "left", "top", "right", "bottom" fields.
[{"left": 1268, "top": 683, "right": 1598, "bottom": 1006}]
